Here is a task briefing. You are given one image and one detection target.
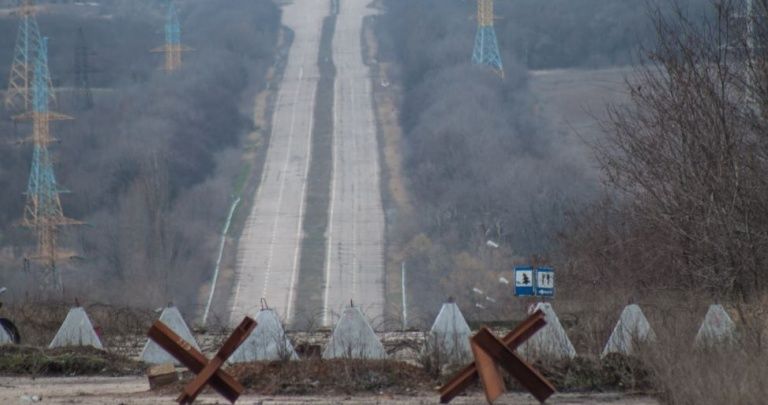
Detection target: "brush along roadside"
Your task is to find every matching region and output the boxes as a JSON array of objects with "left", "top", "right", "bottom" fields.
[
  {"left": 0, "top": 345, "right": 144, "bottom": 376},
  {"left": 154, "top": 356, "right": 651, "bottom": 397}
]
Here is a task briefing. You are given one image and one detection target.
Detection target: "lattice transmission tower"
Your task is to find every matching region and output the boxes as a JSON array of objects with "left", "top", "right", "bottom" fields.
[
  {"left": 153, "top": 2, "right": 189, "bottom": 72},
  {"left": 472, "top": 0, "right": 504, "bottom": 78},
  {"left": 5, "top": 0, "right": 52, "bottom": 112},
  {"left": 21, "top": 38, "right": 79, "bottom": 294}
]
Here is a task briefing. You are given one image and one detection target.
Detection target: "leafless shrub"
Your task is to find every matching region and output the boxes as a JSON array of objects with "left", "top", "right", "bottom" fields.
[
  {"left": 2, "top": 300, "right": 153, "bottom": 351},
  {"left": 562, "top": 0, "right": 768, "bottom": 301},
  {"left": 417, "top": 330, "right": 470, "bottom": 379},
  {"left": 636, "top": 298, "right": 768, "bottom": 405}
]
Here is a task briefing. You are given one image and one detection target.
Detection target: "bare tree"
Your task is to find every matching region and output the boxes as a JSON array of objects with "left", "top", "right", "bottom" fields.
[{"left": 575, "top": 0, "right": 768, "bottom": 300}]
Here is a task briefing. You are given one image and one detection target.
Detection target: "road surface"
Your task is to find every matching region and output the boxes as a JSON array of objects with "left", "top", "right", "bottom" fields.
[
  {"left": 323, "top": 0, "right": 386, "bottom": 326},
  {"left": 0, "top": 376, "right": 660, "bottom": 404},
  {"left": 229, "top": 0, "right": 327, "bottom": 325}
]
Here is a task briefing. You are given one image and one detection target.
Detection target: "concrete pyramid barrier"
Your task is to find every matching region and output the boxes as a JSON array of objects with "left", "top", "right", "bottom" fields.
[
  {"left": 694, "top": 304, "right": 736, "bottom": 347},
  {"left": 141, "top": 306, "right": 200, "bottom": 364},
  {"left": 322, "top": 306, "right": 387, "bottom": 359},
  {"left": 229, "top": 308, "right": 298, "bottom": 362},
  {"left": 601, "top": 304, "right": 655, "bottom": 357},
  {"left": 48, "top": 307, "right": 103, "bottom": 349},
  {"left": 0, "top": 324, "right": 12, "bottom": 345},
  {"left": 427, "top": 301, "right": 472, "bottom": 363},
  {"left": 519, "top": 302, "right": 576, "bottom": 360}
]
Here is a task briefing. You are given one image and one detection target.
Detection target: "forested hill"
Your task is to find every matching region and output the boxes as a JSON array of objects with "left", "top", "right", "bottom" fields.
[
  {"left": 0, "top": 0, "right": 280, "bottom": 311},
  {"left": 377, "top": 0, "right": 710, "bottom": 321}
]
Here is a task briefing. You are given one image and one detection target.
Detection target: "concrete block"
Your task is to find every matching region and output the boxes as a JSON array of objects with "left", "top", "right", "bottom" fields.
[
  {"left": 48, "top": 307, "right": 103, "bottom": 349},
  {"left": 519, "top": 302, "right": 576, "bottom": 360},
  {"left": 146, "top": 363, "right": 178, "bottom": 390},
  {"left": 141, "top": 307, "right": 200, "bottom": 364},
  {"left": 323, "top": 306, "right": 387, "bottom": 359},
  {"left": 601, "top": 304, "right": 655, "bottom": 357},
  {"left": 427, "top": 301, "right": 472, "bottom": 364},
  {"left": 695, "top": 304, "right": 735, "bottom": 347},
  {"left": 229, "top": 309, "right": 298, "bottom": 362}
]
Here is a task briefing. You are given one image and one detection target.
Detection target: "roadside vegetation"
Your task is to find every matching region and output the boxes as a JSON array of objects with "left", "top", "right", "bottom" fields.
[
  {"left": 0, "top": 345, "right": 144, "bottom": 376},
  {"left": 0, "top": 0, "right": 280, "bottom": 313},
  {"left": 379, "top": 0, "right": 768, "bottom": 403}
]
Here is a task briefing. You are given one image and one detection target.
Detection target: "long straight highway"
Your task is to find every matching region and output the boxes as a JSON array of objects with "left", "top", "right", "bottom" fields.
[
  {"left": 229, "top": 0, "right": 326, "bottom": 325},
  {"left": 230, "top": 0, "right": 386, "bottom": 328},
  {"left": 323, "top": 0, "right": 386, "bottom": 326}
]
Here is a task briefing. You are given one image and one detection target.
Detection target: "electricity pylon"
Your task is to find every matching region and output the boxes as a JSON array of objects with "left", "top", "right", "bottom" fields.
[
  {"left": 21, "top": 38, "right": 79, "bottom": 294},
  {"left": 74, "top": 27, "right": 94, "bottom": 110},
  {"left": 15, "top": 38, "right": 70, "bottom": 141},
  {"left": 472, "top": 0, "right": 504, "bottom": 78},
  {"left": 5, "top": 0, "right": 51, "bottom": 112},
  {"left": 152, "top": 2, "right": 190, "bottom": 72}
]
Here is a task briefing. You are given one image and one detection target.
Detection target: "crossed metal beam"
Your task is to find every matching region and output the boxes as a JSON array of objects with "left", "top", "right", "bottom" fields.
[
  {"left": 147, "top": 316, "right": 256, "bottom": 404},
  {"left": 439, "top": 309, "right": 556, "bottom": 404},
  {"left": 148, "top": 310, "right": 553, "bottom": 404}
]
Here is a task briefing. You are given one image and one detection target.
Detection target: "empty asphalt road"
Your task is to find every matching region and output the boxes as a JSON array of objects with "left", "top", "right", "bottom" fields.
[
  {"left": 323, "top": 0, "right": 386, "bottom": 326},
  {"left": 229, "top": 0, "right": 326, "bottom": 325},
  {"left": 230, "top": 0, "right": 386, "bottom": 328}
]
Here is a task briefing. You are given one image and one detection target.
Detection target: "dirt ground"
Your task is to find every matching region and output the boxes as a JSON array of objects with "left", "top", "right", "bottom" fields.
[{"left": 0, "top": 376, "right": 658, "bottom": 404}]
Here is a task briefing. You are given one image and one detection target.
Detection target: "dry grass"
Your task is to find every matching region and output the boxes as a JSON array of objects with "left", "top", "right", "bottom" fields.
[
  {"left": 641, "top": 344, "right": 767, "bottom": 405},
  {"left": 0, "top": 345, "right": 144, "bottom": 376},
  {"left": 552, "top": 292, "right": 768, "bottom": 404},
  {"left": 531, "top": 355, "right": 651, "bottom": 393},
  {"left": 2, "top": 301, "right": 154, "bottom": 351},
  {"left": 636, "top": 300, "right": 768, "bottom": 405},
  {"left": 228, "top": 359, "right": 432, "bottom": 396},
  {"left": 3, "top": 296, "right": 765, "bottom": 403}
]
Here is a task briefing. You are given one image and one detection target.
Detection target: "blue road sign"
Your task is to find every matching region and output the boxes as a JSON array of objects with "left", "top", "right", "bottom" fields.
[
  {"left": 536, "top": 267, "right": 555, "bottom": 297},
  {"left": 515, "top": 266, "right": 535, "bottom": 296}
]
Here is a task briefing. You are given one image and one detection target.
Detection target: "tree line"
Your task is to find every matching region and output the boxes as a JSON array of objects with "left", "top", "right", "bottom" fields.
[
  {"left": 0, "top": 0, "right": 280, "bottom": 312},
  {"left": 377, "top": 0, "right": 751, "bottom": 322},
  {"left": 561, "top": 0, "right": 768, "bottom": 302}
]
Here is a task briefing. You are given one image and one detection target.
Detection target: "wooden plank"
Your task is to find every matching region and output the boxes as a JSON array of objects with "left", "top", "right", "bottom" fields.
[
  {"left": 470, "top": 339, "right": 505, "bottom": 404},
  {"left": 147, "top": 321, "right": 241, "bottom": 403},
  {"left": 473, "top": 327, "right": 556, "bottom": 403},
  {"left": 177, "top": 317, "right": 256, "bottom": 404},
  {"left": 439, "top": 310, "right": 546, "bottom": 403}
]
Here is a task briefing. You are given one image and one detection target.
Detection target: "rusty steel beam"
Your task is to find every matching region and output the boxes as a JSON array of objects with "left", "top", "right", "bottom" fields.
[
  {"left": 439, "top": 310, "right": 546, "bottom": 403},
  {"left": 473, "top": 327, "right": 556, "bottom": 403},
  {"left": 177, "top": 317, "right": 256, "bottom": 404},
  {"left": 470, "top": 339, "right": 506, "bottom": 403},
  {"left": 147, "top": 317, "right": 255, "bottom": 403}
]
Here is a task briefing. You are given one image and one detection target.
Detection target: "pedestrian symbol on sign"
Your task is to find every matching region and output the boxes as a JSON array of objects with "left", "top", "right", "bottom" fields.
[
  {"left": 513, "top": 266, "right": 555, "bottom": 297},
  {"left": 536, "top": 267, "right": 555, "bottom": 297}
]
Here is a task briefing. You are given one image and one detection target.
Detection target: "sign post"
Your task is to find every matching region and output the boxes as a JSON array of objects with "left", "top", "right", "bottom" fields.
[{"left": 514, "top": 265, "right": 555, "bottom": 298}]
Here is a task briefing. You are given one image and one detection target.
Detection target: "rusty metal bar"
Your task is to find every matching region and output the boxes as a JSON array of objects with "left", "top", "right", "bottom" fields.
[
  {"left": 147, "top": 321, "right": 241, "bottom": 403},
  {"left": 177, "top": 317, "right": 256, "bottom": 404},
  {"left": 473, "top": 327, "right": 556, "bottom": 403},
  {"left": 470, "top": 339, "right": 505, "bottom": 404},
  {"left": 439, "top": 310, "right": 546, "bottom": 403}
]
